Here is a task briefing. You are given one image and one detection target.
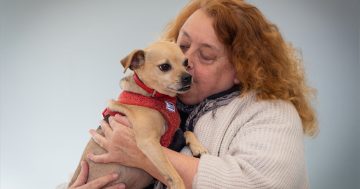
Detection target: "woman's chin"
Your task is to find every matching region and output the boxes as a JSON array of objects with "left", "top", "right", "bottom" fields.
[{"left": 178, "top": 92, "right": 203, "bottom": 105}]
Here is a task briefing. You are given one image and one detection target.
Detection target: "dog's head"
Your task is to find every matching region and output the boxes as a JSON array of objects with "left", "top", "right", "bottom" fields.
[{"left": 120, "top": 41, "right": 191, "bottom": 97}]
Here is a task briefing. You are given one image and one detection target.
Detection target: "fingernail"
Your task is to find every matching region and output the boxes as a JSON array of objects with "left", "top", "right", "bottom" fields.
[
  {"left": 117, "top": 183, "right": 126, "bottom": 189},
  {"left": 87, "top": 153, "right": 93, "bottom": 160},
  {"left": 112, "top": 173, "right": 118, "bottom": 179}
]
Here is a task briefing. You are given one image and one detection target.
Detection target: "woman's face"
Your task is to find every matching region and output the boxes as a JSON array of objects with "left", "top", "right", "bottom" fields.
[{"left": 177, "top": 9, "right": 238, "bottom": 105}]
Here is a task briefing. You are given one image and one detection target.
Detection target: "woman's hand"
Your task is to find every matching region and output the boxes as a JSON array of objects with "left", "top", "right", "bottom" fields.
[
  {"left": 87, "top": 114, "right": 147, "bottom": 169},
  {"left": 68, "top": 160, "right": 125, "bottom": 189}
]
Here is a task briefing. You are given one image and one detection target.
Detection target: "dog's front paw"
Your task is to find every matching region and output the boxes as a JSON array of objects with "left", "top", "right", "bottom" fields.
[
  {"left": 189, "top": 142, "right": 208, "bottom": 158},
  {"left": 184, "top": 131, "right": 208, "bottom": 158},
  {"left": 189, "top": 144, "right": 209, "bottom": 157}
]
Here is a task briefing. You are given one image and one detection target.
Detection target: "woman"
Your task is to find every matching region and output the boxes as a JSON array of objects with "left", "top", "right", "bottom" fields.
[{"left": 70, "top": 0, "right": 317, "bottom": 188}]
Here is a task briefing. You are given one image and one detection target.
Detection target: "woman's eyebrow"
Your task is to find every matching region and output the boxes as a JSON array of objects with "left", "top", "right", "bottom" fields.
[
  {"left": 181, "top": 30, "right": 221, "bottom": 52},
  {"left": 181, "top": 30, "right": 191, "bottom": 40}
]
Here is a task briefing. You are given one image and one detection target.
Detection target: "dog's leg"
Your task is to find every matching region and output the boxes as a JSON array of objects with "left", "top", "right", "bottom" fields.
[
  {"left": 68, "top": 127, "right": 104, "bottom": 187},
  {"left": 136, "top": 137, "right": 185, "bottom": 189},
  {"left": 108, "top": 102, "right": 185, "bottom": 189},
  {"left": 131, "top": 117, "right": 185, "bottom": 189},
  {"left": 184, "top": 131, "right": 208, "bottom": 157}
]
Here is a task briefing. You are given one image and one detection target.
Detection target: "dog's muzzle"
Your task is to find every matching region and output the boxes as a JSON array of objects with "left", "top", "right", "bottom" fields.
[
  {"left": 181, "top": 73, "right": 192, "bottom": 86},
  {"left": 179, "top": 73, "right": 192, "bottom": 91}
]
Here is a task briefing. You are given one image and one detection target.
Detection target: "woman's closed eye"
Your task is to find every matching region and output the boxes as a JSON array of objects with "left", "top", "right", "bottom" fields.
[
  {"left": 199, "top": 49, "right": 217, "bottom": 64},
  {"left": 179, "top": 44, "right": 190, "bottom": 53},
  {"left": 199, "top": 51, "right": 216, "bottom": 61},
  {"left": 179, "top": 42, "right": 220, "bottom": 64}
]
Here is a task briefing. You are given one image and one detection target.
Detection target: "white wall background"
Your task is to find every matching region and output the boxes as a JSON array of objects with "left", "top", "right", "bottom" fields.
[{"left": 0, "top": 1, "right": 359, "bottom": 189}]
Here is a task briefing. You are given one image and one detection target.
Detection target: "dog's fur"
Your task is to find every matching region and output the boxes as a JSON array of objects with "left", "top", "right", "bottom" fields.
[{"left": 69, "top": 41, "right": 208, "bottom": 189}]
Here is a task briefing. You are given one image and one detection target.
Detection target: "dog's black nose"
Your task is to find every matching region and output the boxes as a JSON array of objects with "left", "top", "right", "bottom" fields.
[{"left": 181, "top": 74, "right": 192, "bottom": 85}]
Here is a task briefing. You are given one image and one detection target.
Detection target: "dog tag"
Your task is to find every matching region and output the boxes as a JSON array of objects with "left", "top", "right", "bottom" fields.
[{"left": 165, "top": 101, "right": 176, "bottom": 112}]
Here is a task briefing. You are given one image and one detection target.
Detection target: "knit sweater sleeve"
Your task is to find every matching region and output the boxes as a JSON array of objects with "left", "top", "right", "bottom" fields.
[{"left": 192, "top": 100, "right": 308, "bottom": 189}]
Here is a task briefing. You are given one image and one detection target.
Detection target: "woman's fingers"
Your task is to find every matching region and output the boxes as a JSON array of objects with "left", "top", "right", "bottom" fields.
[
  {"left": 88, "top": 152, "right": 111, "bottom": 163},
  {"left": 88, "top": 115, "right": 140, "bottom": 167},
  {"left": 89, "top": 129, "right": 108, "bottom": 149},
  {"left": 69, "top": 159, "right": 125, "bottom": 189},
  {"left": 112, "top": 115, "right": 132, "bottom": 127},
  {"left": 71, "top": 161, "right": 89, "bottom": 187},
  {"left": 85, "top": 173, "right": 119, "bottom": 189},
  {"left": 100, "top": 120, "right": 113, "bottom": 138}
]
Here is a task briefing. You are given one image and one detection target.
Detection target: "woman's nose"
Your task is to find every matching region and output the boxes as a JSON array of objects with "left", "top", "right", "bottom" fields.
[
  {"left": 184, "top": 51, "right": 195, "bottom": 70},
  {"left": 183, "top": 59, "right": 188, "bottom": 66},
  {"left": 184, "top": 58, "right": 193, "bottom": 70}
]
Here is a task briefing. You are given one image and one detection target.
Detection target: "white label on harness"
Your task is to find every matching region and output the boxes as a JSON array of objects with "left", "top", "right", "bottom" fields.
[{"left": 165, "top": 101, "right": 175, "bottom": 112}]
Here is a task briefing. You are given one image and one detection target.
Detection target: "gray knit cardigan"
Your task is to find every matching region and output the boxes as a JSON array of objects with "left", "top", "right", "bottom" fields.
[{"left": 180, "top": 91, "right": 309, "bottom": 189}]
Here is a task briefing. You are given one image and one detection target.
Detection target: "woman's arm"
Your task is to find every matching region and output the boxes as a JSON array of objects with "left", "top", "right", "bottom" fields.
[
  {"left": 187, "top": 100, "right": 309, "bottom": 189},
  {"left": 88, "top": 114, "right": 199, "bottom": 188},
  {"left": 162, "top": 147, "right": 199, "bottom": 189},
  {"left": 89, "top": 101, "right": 308, "bottom": 188},
  {"left": 134, "top": 147, "right": 200, "bottom": 189}
]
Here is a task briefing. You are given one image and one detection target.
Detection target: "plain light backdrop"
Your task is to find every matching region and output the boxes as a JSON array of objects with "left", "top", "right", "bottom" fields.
[{"left": 0, "top": 1, "right": 359, "bottom": 189}]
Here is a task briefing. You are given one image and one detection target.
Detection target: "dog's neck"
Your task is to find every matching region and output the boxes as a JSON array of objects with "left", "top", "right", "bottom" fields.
[{"left": 120, "top": 73, "right": 169, "bottom": 98}]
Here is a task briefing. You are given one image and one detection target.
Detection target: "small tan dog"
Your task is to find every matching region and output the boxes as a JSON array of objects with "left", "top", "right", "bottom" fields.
[{"left": 69, "top": 41, "right": 208, "bottom": 189}]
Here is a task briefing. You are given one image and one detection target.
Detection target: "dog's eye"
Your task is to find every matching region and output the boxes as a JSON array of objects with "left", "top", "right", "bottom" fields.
[{"left": 159, "top": 63, "right": 172, "bottom": 72}]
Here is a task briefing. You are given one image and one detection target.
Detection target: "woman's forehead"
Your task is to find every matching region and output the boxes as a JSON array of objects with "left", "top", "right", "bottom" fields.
[{"left": 180, "top": 9, "right": 224, "bottom": 51}]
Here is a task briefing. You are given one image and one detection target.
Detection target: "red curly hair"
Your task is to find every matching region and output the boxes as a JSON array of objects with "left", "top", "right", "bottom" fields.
[{"left": 162, "top": 0, "right": 318, "bottom": 136}]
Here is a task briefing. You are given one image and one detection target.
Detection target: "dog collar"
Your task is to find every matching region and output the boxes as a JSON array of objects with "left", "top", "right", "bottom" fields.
[{"left": 133, "top": 73, "right": 169, "bottom": 98}]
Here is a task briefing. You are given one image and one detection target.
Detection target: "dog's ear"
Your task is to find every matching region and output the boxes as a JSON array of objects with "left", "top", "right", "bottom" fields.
[{"left": 120, "top": 49, "right": 145, "bottom": 73}]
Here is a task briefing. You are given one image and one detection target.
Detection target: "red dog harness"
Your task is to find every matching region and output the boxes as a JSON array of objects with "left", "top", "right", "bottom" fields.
[{"left": 102, "top": 74, "right": 180, "bottom": 147}]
